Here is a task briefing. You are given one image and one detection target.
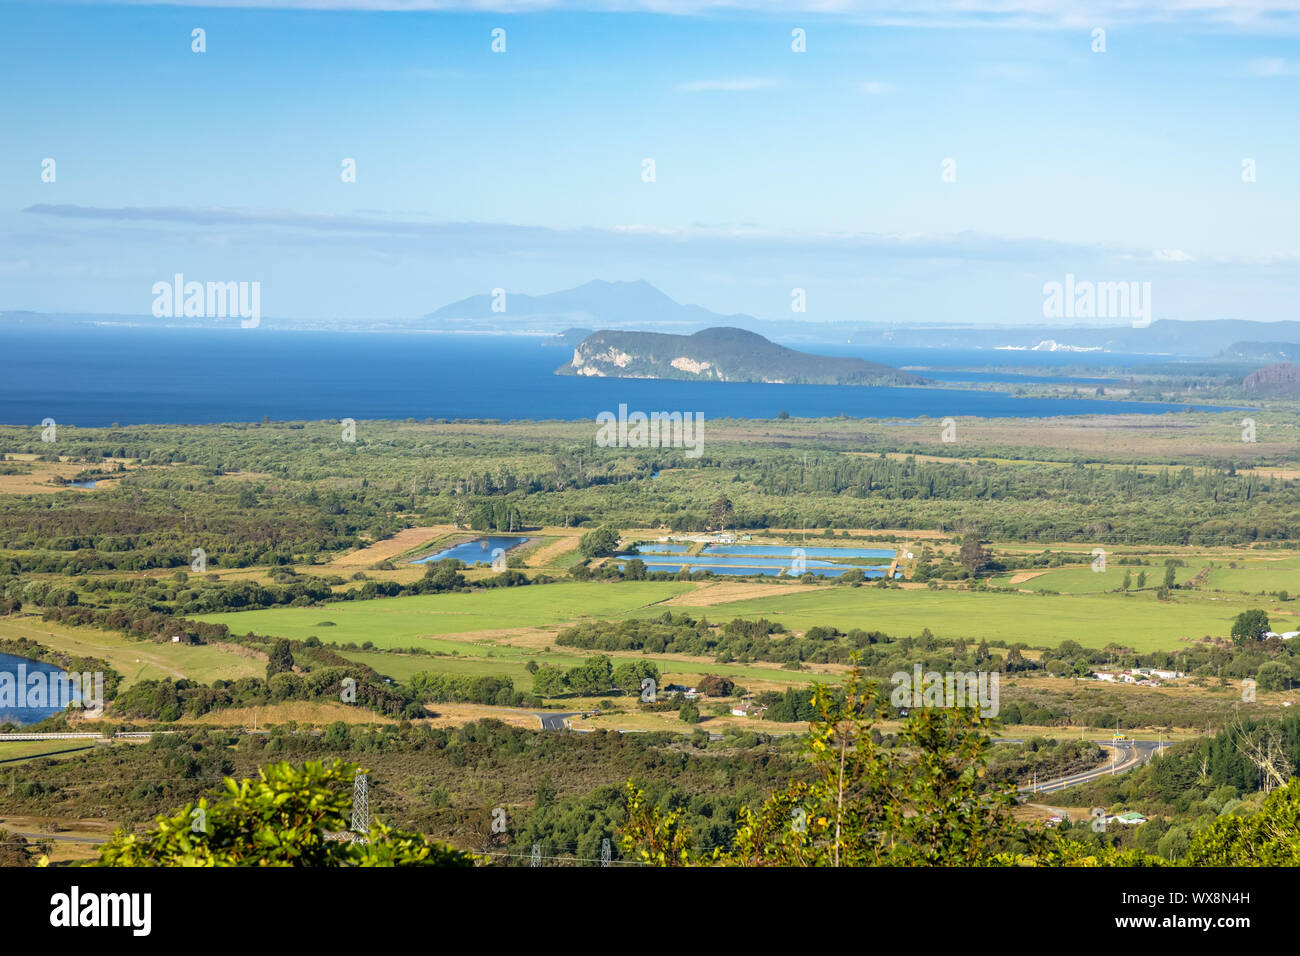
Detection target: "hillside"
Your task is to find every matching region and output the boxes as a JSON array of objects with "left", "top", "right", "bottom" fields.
[
  {"left": 426, "top": 279, "right": 758, "bottom": 333},
  {"left": 853, "top": 319, "right": 1300, "bottom": 357},
  {"left": 557, "top": 327, "right": 928, "bottom": 386},
  {"left": 1242, "top": 362, "right": 1300, "bottom": 397},
  {"left": 1218, "top": 341, "right": 1300, "bottom": 363}
]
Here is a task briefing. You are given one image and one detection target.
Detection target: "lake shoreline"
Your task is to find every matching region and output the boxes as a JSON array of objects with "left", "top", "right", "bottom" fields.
[{"left": 0, "top": 328, "right": 1247, "bottom": 427}]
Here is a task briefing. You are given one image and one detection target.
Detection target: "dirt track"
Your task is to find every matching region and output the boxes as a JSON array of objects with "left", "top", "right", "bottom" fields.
[{"left": 324, "top": 525, "right": 457, "bottom": 569}]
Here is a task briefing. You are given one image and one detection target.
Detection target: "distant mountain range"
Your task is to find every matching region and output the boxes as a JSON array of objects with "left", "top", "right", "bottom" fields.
[
  {"left": 426, "top": 279, "right": 758, "bottom": 333},
  {"left": 866, "top": 321, "right": 1300, "bottom": 357},
  {"left": 5, "top": 280, "right": 1300, "bottom": 359},
  {"left": 1217, "top": 341, "right": 1300, "bottom": 363},
  {"left": 557, "top": 327, "right": 928, "bottom": 386},
  {"left": 423, "top": 282, "right": 1300, "bottom": 356}
]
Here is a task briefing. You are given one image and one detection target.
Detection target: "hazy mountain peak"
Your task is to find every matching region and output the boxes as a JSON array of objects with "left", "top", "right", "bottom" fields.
[{"left": 425, "top": 279, "right": 756, "bottom": 333}]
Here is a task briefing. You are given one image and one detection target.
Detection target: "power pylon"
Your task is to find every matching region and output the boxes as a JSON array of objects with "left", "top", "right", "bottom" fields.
[{"left": 352, "top": 771, "right": 370, "bottom": 836}]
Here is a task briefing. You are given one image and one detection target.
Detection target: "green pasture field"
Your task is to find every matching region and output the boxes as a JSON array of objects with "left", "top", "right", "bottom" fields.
[
  {"left": 548, "top": 548, "right": 589, "bottom": 570},
  {"left": 664, "top": 586, "right": 1298, "bottom": 652},
  {"left": 1203, "top": 555, "right": 1300, "bottom": 595},
  {"left": 0, "top": 616, "right": 264, "bottom": 687},
  {"left": 990, "top": 564, "right": 1207, "bottom": 593},
  {"left": 198, "top": 581, "right": 693, "bottom": 649},
  {"left": 0, "top": 740, "right": 98, "bottom": 764},
  {"left": 194, "top": 576, "right": 1300, "bottom": 655}
]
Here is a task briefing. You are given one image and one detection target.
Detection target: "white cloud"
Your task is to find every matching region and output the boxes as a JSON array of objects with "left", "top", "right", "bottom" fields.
[
  {"left": 28, "top": 205, "right": 1300, "bottom": 276},
  {"left": 16, "top": 203, "right": 1151, "bottom": 265},
  {"left": 858, "top": 80, "right": 898, "bottom": 95}
]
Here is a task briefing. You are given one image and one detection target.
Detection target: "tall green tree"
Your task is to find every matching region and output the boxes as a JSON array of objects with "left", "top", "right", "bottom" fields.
[
  {"left": 958, "top": 533, "right": 991, "bottom": 575},
  {"left": 1232, "top": 609, "right": 1271, "bottom": 646},
  {"left": 266, "top": 639, "right": 294, "bottom": 680},
  {"left": 624, "top": 666, "right": 1024, "bottom": 867},
  {"left": 578, "top": 526, "right": 620, "bottom": 558},
  {"left": 709, "top": 497, "right": 735, "bottom": 532},
  {"left": 1183, "top": 778, "right": 1300, "bottom": 865}
]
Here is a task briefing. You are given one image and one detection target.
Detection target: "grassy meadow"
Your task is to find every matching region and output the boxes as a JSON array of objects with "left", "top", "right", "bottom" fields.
[
  {"left": 198, "top": 581, "right": 693, "bottom": 648},
  {"left": 0, "top": 616, "right": 264, "bottom": 687},
  {"left": 197, "top": 561, "right": 1300, "bottom": 660}
]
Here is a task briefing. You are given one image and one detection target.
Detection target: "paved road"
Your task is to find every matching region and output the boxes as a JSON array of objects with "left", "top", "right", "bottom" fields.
[
  {"left": 536, "top": 713, "right": 579, "bottom": 731},
  {"left": 1017, "top": 740, "right": 1167, "bottom": 798}
]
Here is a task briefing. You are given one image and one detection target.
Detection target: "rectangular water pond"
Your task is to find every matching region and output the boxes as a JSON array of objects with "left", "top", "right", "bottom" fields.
[
  {"left": 700, "top": 544, "right": 895, "bottom": 560},
  {"left": 615, "top": 560, "right": 900, "bottom": 579},
  {"left": 412, "top": 535, "right": 532, "bottom": 565},
  {"left": 616, "top": 542, "right": 896, "bottom": 576}
]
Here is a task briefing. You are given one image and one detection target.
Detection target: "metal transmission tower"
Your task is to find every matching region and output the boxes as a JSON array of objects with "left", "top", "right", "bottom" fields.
[{"left": 351, "top": 771, "right": 370, "bottom": 835}]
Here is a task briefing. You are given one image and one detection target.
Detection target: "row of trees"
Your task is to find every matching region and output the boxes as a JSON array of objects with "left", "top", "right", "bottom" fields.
[
  {"left": 530, "top": 655, "right": 660, "bottom": 698},
  {"left": 408, "top": 672, "right": 537, "bottom": 708}
]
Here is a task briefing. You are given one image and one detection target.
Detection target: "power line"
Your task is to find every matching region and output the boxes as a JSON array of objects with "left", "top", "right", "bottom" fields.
[{"left": 479, "top": 849, "right": 647, "bottom": 866}]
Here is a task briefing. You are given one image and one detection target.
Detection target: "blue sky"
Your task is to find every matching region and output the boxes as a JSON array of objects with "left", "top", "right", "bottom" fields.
[{"left": 2, "top": 1, "right": 1299, "bottom": 324}]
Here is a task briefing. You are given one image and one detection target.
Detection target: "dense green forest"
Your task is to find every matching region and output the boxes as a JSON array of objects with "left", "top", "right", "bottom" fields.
[{"left": 3, "top": 416, "right": 1297, "bottom": 562}]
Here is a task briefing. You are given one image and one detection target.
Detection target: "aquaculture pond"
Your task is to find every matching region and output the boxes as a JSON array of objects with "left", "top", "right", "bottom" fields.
[
  {"left": 411, "top": 535, "right": 532, "bottom": 566},
  {"left": 615, "top": 543, "right": 899, "bottom": 579}
]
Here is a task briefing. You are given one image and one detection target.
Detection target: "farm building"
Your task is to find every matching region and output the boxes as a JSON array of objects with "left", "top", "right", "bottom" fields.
[{"left": 1110, "top": 811, "right": 1147, "bottom": 825}]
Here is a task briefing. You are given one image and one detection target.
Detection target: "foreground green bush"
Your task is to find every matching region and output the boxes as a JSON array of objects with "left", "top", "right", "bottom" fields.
[
  {"left": 88, "top": 759, "right": 473, "bottom": 867},
  {"left": 621, "top": 665, "right": 1300, "bottom": 867}
]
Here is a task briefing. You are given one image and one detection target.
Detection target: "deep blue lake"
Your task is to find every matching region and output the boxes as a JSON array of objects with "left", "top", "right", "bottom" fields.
[
  {"left": 0, "top": 327, "right": 1229, "bottom": 426},
  {"left": 0, "top": 652, "right": 75, "bottom": 726}
]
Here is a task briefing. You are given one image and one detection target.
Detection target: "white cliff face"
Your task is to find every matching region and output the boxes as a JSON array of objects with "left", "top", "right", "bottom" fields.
[
  {"left": 571, "top": 343, "right": 632, "bottom": 372},
  {"left": 670, "top": 356, "right": 712, "bottom": 375}
]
